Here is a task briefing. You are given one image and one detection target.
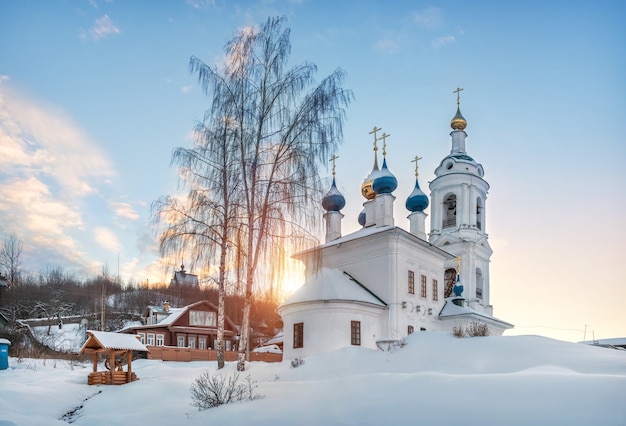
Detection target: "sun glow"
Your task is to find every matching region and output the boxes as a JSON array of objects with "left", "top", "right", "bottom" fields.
[{"left": 277, "top": 257, "right": 305, "bottom": 301}]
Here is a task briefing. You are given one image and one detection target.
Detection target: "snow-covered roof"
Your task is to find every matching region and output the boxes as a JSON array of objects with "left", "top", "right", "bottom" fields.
[
  {"left": 265, "top": 331, "right": 284, "bottom": 345},
  {"left": 154, "top": 308, "right": 186, "bottom": 326},
  {"left": 80, "top": 330, "right": 149, "bottom": 353},
  {"left": 281, "top": 267, "right": 387, "bottom": 308},
  {"left": 295, "top": 225, "right": 454, "bottom": 260},
  {"left": 438, "top": 298, "right": 513, "bottom": 328}
]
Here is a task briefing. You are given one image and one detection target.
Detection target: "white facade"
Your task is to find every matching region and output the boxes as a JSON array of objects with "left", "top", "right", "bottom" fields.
[{"left": 279, "top": 101, "right": 513, "bottom": 360}]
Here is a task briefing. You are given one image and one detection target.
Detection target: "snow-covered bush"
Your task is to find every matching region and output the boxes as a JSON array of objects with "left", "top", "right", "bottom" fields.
[
  {"left": 190, "top": 371, "right": 262, "bottom": 410},
  {"left": 290, "top": 357, "right": 305, "bottom": 368},
  {"left": 453, "top": 321, "right": 490, "bottom": 338}
]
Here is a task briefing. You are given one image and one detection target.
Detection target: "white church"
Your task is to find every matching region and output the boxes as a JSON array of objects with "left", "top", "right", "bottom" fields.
[{"left": 278, "top": 92, "right": 513, "bottom": 359}]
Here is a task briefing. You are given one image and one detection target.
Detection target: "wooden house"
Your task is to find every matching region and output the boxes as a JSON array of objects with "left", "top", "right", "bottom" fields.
[
  {"left": 121, "top": 300, "right": 238, "bottom": 354},
  {"left": 79, "top": 330, "right": 149, "bottom": 385}
]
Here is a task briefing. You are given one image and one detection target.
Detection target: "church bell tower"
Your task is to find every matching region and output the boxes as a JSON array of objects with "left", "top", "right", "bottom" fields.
[{"left": 429, "top": 89, "right": 494, "bottom": 315}]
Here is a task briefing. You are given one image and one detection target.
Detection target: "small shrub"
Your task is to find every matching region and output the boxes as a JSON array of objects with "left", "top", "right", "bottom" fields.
[
  {"left": 453, "top": 326, "right": 464, "bottom": 338},
  {"left": 453, "top": 321, "right": 490, "bottom": 338},
  {"left": 290, "top": 357, "right": 305, "bottom": 368},
  {"left": 190, "top": 371, "right": 263, "bottom": 410},
  {"left": 466, "top": 321, "right": 490, "bottom": 337}
]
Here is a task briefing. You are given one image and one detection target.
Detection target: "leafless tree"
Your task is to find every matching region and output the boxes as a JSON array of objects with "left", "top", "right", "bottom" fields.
[
  {"left": 185, "top": 16, "right": 352, "bottom": 371},
  {"left": 1, "top": 233, "right": 23, "bottom": 288},
  {"left": 154, "top": 115, "right": 242, "bottom": 369}
]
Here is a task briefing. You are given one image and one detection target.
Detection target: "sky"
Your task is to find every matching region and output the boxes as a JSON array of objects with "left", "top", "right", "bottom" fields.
[
  {"left": 1, "top": 0, "right": 625, "bottom": 342},
  {"left": 1, "top": 332, "right": 625, "bottom": 425}
]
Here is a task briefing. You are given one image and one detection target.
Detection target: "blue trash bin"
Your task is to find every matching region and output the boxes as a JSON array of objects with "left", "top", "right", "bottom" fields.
[{"left": 0, "top": 338, "right": 11, "bottom": 370}]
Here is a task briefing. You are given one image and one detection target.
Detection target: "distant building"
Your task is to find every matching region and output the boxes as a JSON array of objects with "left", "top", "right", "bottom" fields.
[{"left": 169, "top": 264, "right": 199, "bottom": 288}]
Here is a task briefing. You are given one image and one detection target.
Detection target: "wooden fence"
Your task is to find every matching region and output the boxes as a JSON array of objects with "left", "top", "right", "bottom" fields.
[{"left": 147, "top": 346, "right": 282, "bottom": 363}]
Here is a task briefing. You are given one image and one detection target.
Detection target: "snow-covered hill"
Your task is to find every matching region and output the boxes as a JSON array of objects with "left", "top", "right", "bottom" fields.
[{"left": 0, "top": 332, "right": 624, "bottom": 425}]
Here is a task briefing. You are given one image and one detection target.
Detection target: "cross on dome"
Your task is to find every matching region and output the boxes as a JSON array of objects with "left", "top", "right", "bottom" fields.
[
  {"left": 411, "top": 155, "right": 422, "bottom": 178},
  {"left": 380, "top": 133, "right": 390, "bottom": 157}
]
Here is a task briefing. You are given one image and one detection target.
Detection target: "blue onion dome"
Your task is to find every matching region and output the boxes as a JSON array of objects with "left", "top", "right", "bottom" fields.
[
  {"left": 405, "top": 179, "right": 429, "bottom": 212},
  {"left": 358, "top": 208, "right": 366, "bottom": 226},
  {"left": 322, "top": 178, "right": 346, "bottom": 211},
  {"left": 372, "top": 158, "right": 398, "bottom": 194}
]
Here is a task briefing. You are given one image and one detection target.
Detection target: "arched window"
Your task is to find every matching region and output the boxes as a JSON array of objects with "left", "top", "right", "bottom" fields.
[
  {"left": 476, "top": 268, "right": 483, "bottom": 299},
  {"left": 443, "top": 194, "right": 457, "bottom": 228},
  {"left": 476, "top": 197, "right": 483, "bottom": 230}
]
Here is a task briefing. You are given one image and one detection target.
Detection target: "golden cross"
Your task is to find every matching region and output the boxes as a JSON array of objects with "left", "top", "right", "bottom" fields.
[
  {"left": 329, "top": 155, "right": 339, "bottom": 177},
  {"left": 369, "top": 126, "right": 381, "bottom": 152},
  {"left": 411, "top": 155, "right": 422, "bottom": 178},
  {"left": 455, "top": 256, "right": 462, "bottom": 274},
  {"left": 380, "top": 133, "right": 390, "bottom": 157},
  {"left": 453, "top": 87, "right": 463, "bottom": 106}
]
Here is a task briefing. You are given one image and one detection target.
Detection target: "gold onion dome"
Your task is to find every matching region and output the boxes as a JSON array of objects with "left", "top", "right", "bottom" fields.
[
  {"left": 450, "top": 106, "right": 467, "bottom": 131},
  {"left": 361, "top": 172, "right": 378, "bottom": 200}
]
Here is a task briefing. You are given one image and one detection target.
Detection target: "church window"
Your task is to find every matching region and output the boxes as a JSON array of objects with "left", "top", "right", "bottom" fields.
[
  {"left": 293, "top": 323, "right": 304, "bottom": 348},
  {"left": 408, "top": 270, "right": 415, "bottom": 294},
  {"left": 420, "top": 274, "right": 427, "bottom": 298},
  {"left": 351, "top": 321, "right": 361, "bottom": 346},
  {"left": 408, "top": 325, "right": 414, "bottom": 335},
  {"left": 476, "top": 197, "right": 483, "bottom": 230},
  {"left": 432, "top": 279, "right": 439, "bottom": 301},
  {"left": 444, "top": 269, "right": 456, "bottom": 298},
  {"left": 443, "top": 194, "right": 457, "bottom": 228},
  {"left": 476, "top": 268, "right": 484, "bottom": 299}
]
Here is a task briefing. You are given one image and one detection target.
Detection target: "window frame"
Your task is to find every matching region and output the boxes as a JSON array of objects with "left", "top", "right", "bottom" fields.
[
  {"left": 146, "top": 333, "right": 155, "bottom": 346},
  {"left": 432, "top": 278, "right": 439, "bottom": 301},
  {"left": 408, "top": 270, "right": 415, "bottom": 294},
  {"left": 293, "top": 322, "right": 304, "bottom": 349},
  {"left": 351, "top": 321, "right": 361, "bottom": 346},
  {"left": 420, "top": 274, "right": 427, "bottom": 298},
  {"left": 155, "top": 334, "right": 164, "bottom": 346},
  {"left": 408, "top": 325, "right": 414, "bottom": 335}
]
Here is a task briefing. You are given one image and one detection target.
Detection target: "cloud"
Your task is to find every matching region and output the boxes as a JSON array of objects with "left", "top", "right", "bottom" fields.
[
  {"left": 432, "top": 35, "right": 455, "bottom": 47},
  {"left": 0, "top": 82, "right": 116, "bottom": 277},
  {"left": 181, "top": 85, "right": 193, "bottom": 94},
  {"left": 186, "top": 0, "right": 215, "bottom": 9},
  {"left": 82, "top": 14, "right": 120, "bottom": 40},
  {"left": 412, "top": 7, "right": 442, "bottom": 29},
  {"left": 111, "top": 201, "right": 140, "bottom": 221},
  {"left": 94, "top": 227, "right": 121, "bottom": 251},
  {"left": 373, "top": 39, "right": 400, "bottom": 55}
]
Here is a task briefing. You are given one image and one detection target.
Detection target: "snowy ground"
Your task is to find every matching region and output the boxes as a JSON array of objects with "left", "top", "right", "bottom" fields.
[{"left": 1, "top": 332, "right": 624, "bottom": 426}]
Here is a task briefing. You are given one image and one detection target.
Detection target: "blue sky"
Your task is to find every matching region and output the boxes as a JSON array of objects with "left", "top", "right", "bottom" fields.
[{"left": 1, "top": 0, "right": 624, "bottom": 342}]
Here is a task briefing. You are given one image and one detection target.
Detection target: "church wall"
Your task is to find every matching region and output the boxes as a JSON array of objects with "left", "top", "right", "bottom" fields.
[
  {"left": 394, "top": 236, "right": 448, "bottom": 336},
  {"left": 315, "top": 232, "right": 397, "bottom": 303},
  {"left": 280, "top": 302, "right": 385, "bottom": 359}
]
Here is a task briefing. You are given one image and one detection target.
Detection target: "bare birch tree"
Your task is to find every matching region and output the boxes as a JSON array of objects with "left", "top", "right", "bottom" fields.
[
  {"left": 153, "top": 116, "right": 241, "bottom": 369},
  {"left": 161, "top": 16, "right": 352, "bottom": 372}
]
